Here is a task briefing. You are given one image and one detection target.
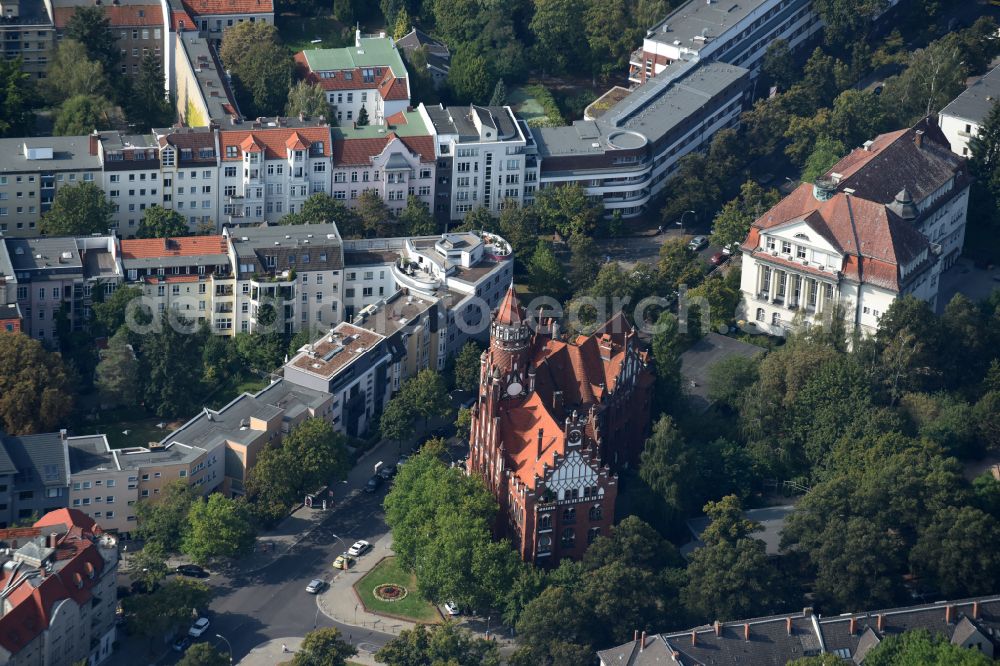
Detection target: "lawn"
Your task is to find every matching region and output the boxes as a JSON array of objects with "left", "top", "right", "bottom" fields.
[
  {"left": 276, "top": 14, "right": 354, "bottom": 54},
  {"left": 353, "top": 557, "right": 441, "bottom": 624},
  {"left": 79, "top": 410, "right": 179, "bottom": 450}
]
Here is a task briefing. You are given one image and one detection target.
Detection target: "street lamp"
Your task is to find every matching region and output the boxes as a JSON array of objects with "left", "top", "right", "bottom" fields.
[
  {"left": 215, "top": 634, "right": 233, "bottom": 665},
  {"left": 676, "top": 210, "right": 696, "bottom": 231}
]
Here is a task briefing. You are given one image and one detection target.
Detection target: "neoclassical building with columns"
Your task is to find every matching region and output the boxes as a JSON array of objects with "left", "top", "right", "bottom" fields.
[{"left": 738, "top": 119, "right": 969, "bottom": 337}]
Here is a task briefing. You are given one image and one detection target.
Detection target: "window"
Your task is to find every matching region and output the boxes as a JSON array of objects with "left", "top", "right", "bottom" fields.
[
  {"left": 781, "top": 240, "right": 792, "bottom": 254},
  {"left": 107, "top": 479, "right": 115, "bottom": 487},
  {"left": 538, "top": 535, "right": 552, "bottom": 553},
  {"left": 772, "top": 312, "right": 781, "bottom": 325},
  {"left": 539, "top": 514, "right": 551, "bottom": 530},
  {"left": 796, "top": 245, "right": 806, "bottom": 259},
  {"left": 179, "top": 470, "right": 187, "bottom": 477},
  {"left": 587, "top": 527, "right": 600, "bottom": 544},
  {"left": 588, "top": 505, "right": 602, "bottom": 521},
  {"left": 560, "top": 528, "right": 575, "bottom": 548},
  {"left": 106, "top": 496, "right": 114, "bottom": 504},
  {"left": 562, "top": 507, "right": 576, "bottom": 523},
  {"left": 756, "top": 307, "right": 765, "bottom": 322}
]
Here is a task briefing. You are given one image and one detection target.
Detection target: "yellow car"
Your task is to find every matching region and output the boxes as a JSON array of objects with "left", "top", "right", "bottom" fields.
[{"left": 332, "top": 554, "right": 356, "bottom": 570}]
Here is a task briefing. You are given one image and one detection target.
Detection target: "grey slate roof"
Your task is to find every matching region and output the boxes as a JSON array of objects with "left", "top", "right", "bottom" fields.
[
  {"left": 940, "top": 64, "right": 1000, "bottom": 125},
  {"left": 1, "top": 433, "right": 69, "bottom": 487},
  {"left": 396, "top": 28, "right": 450, "bottom": 73},
  {"left": 66, "top": 436, "right": 117, "bottom": 474},
  {"left": 644, "top": 0, "right": 771, "bottom": 50},
  {"left": 6, "top": 238, "right": 82, "bottom": 273},
  {"left": 0, "top": 436, "right": 17, "bottom": 476},
  {"left": 423, "top": 105, "right": 519, "bottom": 142},
  {"left": 226, "top": 223, "right": 344, "bottom": 276},
  {"left": 597, "top": 597, "right": 1000, "bottom": 666}
]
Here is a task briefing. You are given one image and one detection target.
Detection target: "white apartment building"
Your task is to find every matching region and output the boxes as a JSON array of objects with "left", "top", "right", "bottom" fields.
[
  {"left": 738, "top": 120, "right": 969, "bottom": 337},
  {"left": 295, "top": 31, "right": 411, "bottom": 125},
  {"left": 331, "top": 109, "right": 437, "bottom": 216},
  {"left": 419, "top": 104, "right": 531, "bottom": 220},
  {"left": 67, "top": 435, "right": 138, "bottom": 535},
  {"left": 154, "top": 127, "right": 221, "bottom": 232},
  {"left": 97, "top": 131, "right": 165, "bottom": 233},
  {"left": 629, "top": 0, "right": 822, "bottom": 85},
  {"left": 938, "top": 64, "right": 1000, "bottom": 157},
  {"left": 219, "top": 119, "right": 332, "bottom": 226}
]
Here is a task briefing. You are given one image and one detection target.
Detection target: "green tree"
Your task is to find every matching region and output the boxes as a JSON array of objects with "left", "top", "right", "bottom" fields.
[
  {"left": 761, "top": 39, "right": 797, "bottom": 91},
  {"left": 332, "top": 0, "right": 354, "bottom": 24},
  {"left": 0, "top": 332, "right": 74, "bottom": 435},
  {"left": 136, "top": 206, "right": 188, "bottom": 238},
  {"left": 379, "top": 393, "right": 417, "bottom": 443},
  {"left": 45, "top": 40, "right": 110, "bottom": 104},
  {"left": 682, "top": 495, "right": 786, "bottom": 622},
  {"left": 657, "top": 238, "right": 703, "bottom": 291},
  {"left": 219, "top": 22, "right": 293, "bottom": 117},
  {"left": 567, "top": 233, "right": 599, "bottom": 294},
  {"left": 283, "top": 418, "right": 351, "bottom": 491},
  {"left": 96, "top": 328, "right": 140, "bottom": 408},
  {"left": 498, "top": 203, "right": 539, "bottom": 265},
  {"left": 812, "top": 0, "right": 888, "bottom": 48},
  {"left": 178, "top": 643, "right": 230, "bottom": 666},
  {"left": 0, "top": 57, "right": 36, "bottom": 137},
  {"left": 801, "top": 136, "right": 846, "bottom": 183},
  {"left": 127, "top": 541, "right": 169, "bottom": 591},
  {"left": 376, "top": 622, "right": 500, "bottom": 666},
  {"left": 281, "top": 193, "right": 363, "bottom": 237},
  {"left": 529, "top": 0, "right": 587, "bottom": 75},
  {"left": 91, "top": 285, "right": 144, "bottom": 337},
  {"left": 527, "top": 241, "right": 568, "bottom": 301},
  {"left": 880, "top": 38, "right": 966, "bottom": 126},
  {"left": 65, "top": 6, "right": 120, "bottom": 75},
  {"left": 454, "top": 405, "right": 472, "bottom": 438},
  {"left": 863, "top": 629, "right": 992, "bottom": 666},
  {"left": 54, "top": 94, "right": 114, "bottom": 136},
  {"left": 182, "top": 494, "right": 257, "bottom": 564},
  {"left": 399, "top": 196, "right": 437, "bottom": 236},
  {"left": 584, "top": 0, "right": 632, "bottom": 79},
  {"left": 448, "top": 47, "right": 494, "bottom": 104},
  {"left": 141, "top": 316, "right": 207, "bottom": 418},
  {"left": 41, "top": 181, "right": 114, "bottom": 236},
  {"left": 357, "top": 189, "right": 393, "bottom": 236},
  {"left": 709, "top": 181, "right": 781, "bottom": 251},
  {"left": 650, "top": 311, "right": 682, "bottom": 408},
  {"left": 910, "top": 505, "right": 1000, "bottom": 598},
  {"left": 452, "top": 340, "right": 483, "bottom": 392},
  {"left": 489, "top": 78, "right": 507, "bottom": 107},
  {"left": 707, "top": 355, "right": 760, "bottom": 409},
  {"left": 122, "top": 579, "right": 211, "bottom": 642},
  {"left": 357, "top": 104, "right": 370, "bottom": 126},
  {"left": 534, "top": 184, "right": 601, "bottom": 238},
  {"left": 393, "top": 7, "right": 412, "bottom": 41},
  {"left": 134, "top": 480, "right": 196, "bottom": 548},
  {"left": 639, "top": 416, "right": 698, "bottom": 525},
  {"left": 404, "top": 368, "right": 451, "bottom": 429},
  {"left": 128, "top": 52, "right": 172, "bottom": 131},
  {"left": 514, "top": 587, "right": 595, "bottom": 662},
  {"left": 285, "top": 80, "right": 330, "bottom": 119},
  {"left": 291, "top": 627, "right": 357, "bottom": 666},
  {"left": 234, "top": 331, "right": 285, "bottom": 372}
]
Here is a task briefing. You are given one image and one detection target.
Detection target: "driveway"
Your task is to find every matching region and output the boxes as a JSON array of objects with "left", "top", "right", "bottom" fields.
[{"left": 935, "top": 258, "right": 1000, "bottom": 313}]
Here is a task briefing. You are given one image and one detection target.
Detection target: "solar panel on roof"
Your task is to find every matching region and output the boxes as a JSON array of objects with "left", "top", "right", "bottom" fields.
[{"left": 574, "top": 121, "right": 599, "bottom": 139}]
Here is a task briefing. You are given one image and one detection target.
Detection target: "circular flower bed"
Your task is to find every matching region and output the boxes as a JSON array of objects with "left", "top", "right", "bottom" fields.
[{"left": 373, "top": 583, "right": 409, "bottom": 602}]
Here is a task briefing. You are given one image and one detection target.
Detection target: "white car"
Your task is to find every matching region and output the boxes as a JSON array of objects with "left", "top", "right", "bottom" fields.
[
  {"left": 444, "top": 601, "right": 461, "bottom": 616},
  {"left": 306, "top": 579, "right": 325, "bottom": 594},
  {"left": 347, "top": 540, "right": 371, "bottom": 557},
  {"left": 188, "top": 617, "right": 210, "bottom": 638}
]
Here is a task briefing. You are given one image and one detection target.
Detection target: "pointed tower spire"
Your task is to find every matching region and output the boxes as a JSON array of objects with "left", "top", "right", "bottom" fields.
[{"left": 496, "top": 283, "right": 525, "bottom": 326}]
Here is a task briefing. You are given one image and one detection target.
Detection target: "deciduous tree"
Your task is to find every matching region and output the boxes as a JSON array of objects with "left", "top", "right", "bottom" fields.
[
  {"left": 45, "top": 40, "right": 110, "bottom": 104},
  {"left": 178, "top": 643, "right": 230, "bottom": 666},
  {"left": 399, "top": 196, "right": 437, "bottom": 236},
  {"left": 527, "top": 241, "right": 568, "bottom": 301},
  {"left": 136, "top": 206, "right": 188, "bottom": 238},
  {"left": 376, "top": 622, "right": 500, "bottom": 666},
  {"left": 448, "top": 47, "right": 494, "bottom": 104},
  {"left": 122, "top": 579, "right": 211, "bottom": 642},
  {"left": 182, "top": 494, "right": 256, "bottom": 564},
  {"left": 285, "top": 81, "right": 329, "bottom": 119},
  {"left": 41, "top": 181, "right": 115, "bottom": 236},
  {"left": 219, "top": 22, "right": 293, "bottom": 117},
  {"left": 292, "top": 627, "right": 357, "bottom": 666},
  {"left": 0, "top": 332, "right": 74, "bottom": 435},
  {"left": 65, "top": 6, "right": 120, "bottom": 76},
  {"left": 452, "top": 340, "right": 483, "bottom": 392},
  {"left": 96, "top": 328, "right": 140, "bottom": 408},
  {"left": 134, "top": 480, "right": 196, "bottom": 548},
  {"left": 0, "top": 58, "right": 36, "bottom": 137}
]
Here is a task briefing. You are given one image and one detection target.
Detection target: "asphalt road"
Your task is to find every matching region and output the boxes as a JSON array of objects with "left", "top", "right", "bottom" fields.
[{"left": 157, "top": 487, "right": 396, "bottom": 664}]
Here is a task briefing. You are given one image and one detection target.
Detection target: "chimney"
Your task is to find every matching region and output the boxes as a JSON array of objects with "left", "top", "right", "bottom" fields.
[
  {"left": 552, "top": 390, "right": 563, "bottom": 413},
  {"left": 48, "top": 532, "right": 58, "bottom": 548},
  {"left": 945, "top": 605, "right": 954, "bottom": 624},
  {"left": 849, "top": 617, "right": 857, "bottom": 635},
  {"left": 691, "top": 631, "right": 697, "bottom": 646},
  {"left": 713, "top": 621, "right": 721, "bottom": 637},
  {"left": 972, "top": 601, "right": 980, "bottom": 619},
  {"left": 299, "top": 112, "right": 305, "bottom": 122},
  {"left": 786, "top": 617, "right": 793, "bottom": 635},
  {"left": 802, "top": 607, "right": 813, "bottom": 617},
  {"left": 743, "top": 624, "right": 750, "bottom": 641},
  {"left": 89, "top": 131, "right": 99, "bottom": 156},
  {"left": 640, "top": 631, "right": 646, "bottom": 651},
  {"left": 59, "top": 429, "right": 67, "bottom": 441},
  {"left": 877, "top": 614, "right": 885, "bottom": 633},
  {"left": 536, "top": 428, "right": 543, "bottom": 461},
  {"left": 914, "top": 129, "right": 924, "bottom": 149},
  {"left": 38, "top": 564, "right": 46, "bottom": 578}
]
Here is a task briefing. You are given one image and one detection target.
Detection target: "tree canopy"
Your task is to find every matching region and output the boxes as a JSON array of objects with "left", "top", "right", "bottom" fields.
[
  {"left": 0, "top": 333, "right": 74, "bottom": 434},
  {"left": 219, "top": 22, "right": 293, "bottom": 117},
  {"left": 136, "top": 206, "right": 189, "bottom": 239},
  {"left": 41, "top": 182, "right": 115, "bottom": 236}
]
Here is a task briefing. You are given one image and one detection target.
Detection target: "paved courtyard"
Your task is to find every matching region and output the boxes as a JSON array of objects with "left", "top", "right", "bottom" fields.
[{"left": 936, "top": 257, "right": 1000, "bottom": 313}]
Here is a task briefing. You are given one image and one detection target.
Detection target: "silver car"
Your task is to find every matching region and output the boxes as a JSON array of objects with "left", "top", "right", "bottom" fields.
[{"left": 306, "top": 579, "right": 325, "bottom": 594}]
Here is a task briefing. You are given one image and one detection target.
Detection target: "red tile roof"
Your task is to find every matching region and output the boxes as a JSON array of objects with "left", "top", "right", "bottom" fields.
[
  {"left": 332, "top": 134, "right": 435, "bottom": 166},
  {"left": 171, "top": 8, "right": 197, "bottom": 30},
  {"left": 295, "top": 53, "right": 409, "bottom": 100},
  {"left": 180, "top": 0, "right": 273, "bottom": 17},
  {"left": 121, "top": 236, "right": 228, "bottom": 259},
  {"left": 53, "top": 4, "right": 162, "bottom": 28},
  {"left": 495, "top": 285, "right": 523, "bottom": 326},
  {"left": 220, "top": 127, "right": 332, "bottom": 161}
]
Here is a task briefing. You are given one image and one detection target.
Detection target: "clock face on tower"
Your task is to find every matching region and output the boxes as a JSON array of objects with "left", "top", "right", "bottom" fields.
[
  {"left": 507, "top": 381, "right": 522, "bottom": 396},
  {"left": 568, "top": 429, "right": 582, "bottom": 444}
]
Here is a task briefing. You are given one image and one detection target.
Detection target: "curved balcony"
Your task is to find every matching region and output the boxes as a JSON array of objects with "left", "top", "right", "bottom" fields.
[
  {"left": 392, "top": 260, "right": 442, "bottom": 295},
  {"left": 479, "top": 231, "right": 512, "bottom": 262}
]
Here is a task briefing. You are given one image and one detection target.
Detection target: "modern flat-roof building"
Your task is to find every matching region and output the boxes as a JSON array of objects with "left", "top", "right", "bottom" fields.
[
  {"left": 0, "top": 136, "right": 103, "bottom": 237},
  {"left": 295, "top": 31, "right": 410, "bottom": 126},
  {"left": 628, "top": 0, "right": 821, "bottom": 85},
  {"left": 534, "top": 61, "right": 749, "bottom": 218},
  {"left": 0, "top": 510, "right": 119, "bottom": 666},
  {"left": 419, "top": 104, "right": 532, "bottom": 220},
  {"left": 67, "top": 435, "right": 137, "bottom": 535},
  {"left": 939, "top": 63, "right": 1000, "bottom": 157}
]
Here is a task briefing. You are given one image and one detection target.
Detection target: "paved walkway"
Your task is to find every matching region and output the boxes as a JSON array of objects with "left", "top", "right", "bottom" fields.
[{"left": 238, "top": 636, "right": 382, "bottom": 665}]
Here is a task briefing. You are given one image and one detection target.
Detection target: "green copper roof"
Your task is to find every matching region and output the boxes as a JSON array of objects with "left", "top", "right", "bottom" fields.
[
  {"left": 331, "top": 110, "right": 431, "bottom": 140},
  {"left": 301, "top": 37, "right": 408, "bottom": 78}
]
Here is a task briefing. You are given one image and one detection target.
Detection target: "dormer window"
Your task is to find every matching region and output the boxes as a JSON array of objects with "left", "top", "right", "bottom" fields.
[
  {"left": 781, "top": 241, "right": 791, "bottom": 254},
  {"left": 161, "top": 148, "right": 174, "bottom": 166},
  {"left": 766, "top": 237, "right": 775, "bottom": 251},
  {"left": 226, "top": 145, "right": 237, "bottom": 158}
]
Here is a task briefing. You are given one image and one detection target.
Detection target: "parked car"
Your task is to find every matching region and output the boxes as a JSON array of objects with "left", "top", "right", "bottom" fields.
[
  {"left": 444, "top": 601, "right": 461, "bottom": 616},
  {"left": 306, "top": 579, "right": 325, "bottom": 594},
  {"left": 365, "top": 474, "right": 383, "bottom": 493},
  {"left": 710, "top": 251, "right": 728, "bottom": 266},
  {"left": 176, "top": 564, "right": 209, "bottom": 578},
  {"left": 348, "top": 540, "right": 372, "bottom": 557},
  {"left": 187, "top": 617, "right": 210, "bottom": 638},
  {"left": 379, "top": 464, "right": 397, "bottom": 480},
  {"left": 688, "top": 236, "right": 708, "bottom": 251},
  {"left": 172, "top": 636, "right": 191, "bottom": 652},
  {"left": 332, "top": 553, "right": 356, "bottom": 570},
  {"left": 397, "top": 454, "right": 410, "bottom": 467}
]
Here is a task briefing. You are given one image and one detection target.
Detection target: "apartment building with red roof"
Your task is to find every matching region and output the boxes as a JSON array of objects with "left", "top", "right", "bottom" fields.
[
  {"left": 52, "top": 0, "right": 167, "bottom": 78},
  {"left": 0, "top": 509, "right": 119, "bottom": 666},
  {"left": 180, "top": 0, "right": 272, "bottom": 36},
  {"left": 467, "top": 287, "right": 653, "bottom": 564},
  {"left": 738, "top": 118, "right": 969, "bottom": 338},
  {"left": 294, "top": 31, "right": 411, "bottom": 126},
  {"left": 218, "top": 117, "right": 333, "bottom": 226},
  {"left": 331, "top": 109, "right": 436, "bottom": 216}
]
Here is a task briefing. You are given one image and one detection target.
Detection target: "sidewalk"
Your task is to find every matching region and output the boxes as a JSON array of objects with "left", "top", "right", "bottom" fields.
[{"left": 238, "top": 636, "right": 381, "bottom": 665}]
